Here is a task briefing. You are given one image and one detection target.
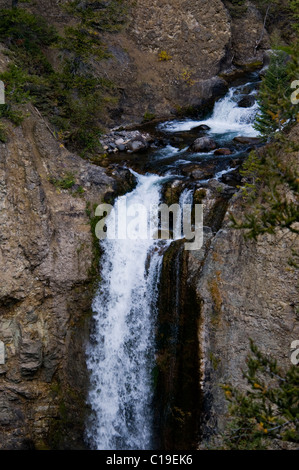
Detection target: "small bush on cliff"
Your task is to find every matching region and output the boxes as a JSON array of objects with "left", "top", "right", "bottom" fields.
[
  {"left": 158, "top": 50, "right": 172, "bottom": 61},
  {"left": 221, "top": 340, "right": 299, "bottom": 449}
]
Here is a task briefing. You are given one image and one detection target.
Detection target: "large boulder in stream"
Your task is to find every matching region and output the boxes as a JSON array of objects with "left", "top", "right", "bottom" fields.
[
  {"left": 189, "top": 137, "right": 217, "bottom": 152},
  {"left": 237, "top": 95, "right": 256, "bottom": 108}
]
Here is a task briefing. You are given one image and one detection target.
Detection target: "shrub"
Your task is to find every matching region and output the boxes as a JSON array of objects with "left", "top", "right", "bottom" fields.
[
  {"left": 158, "top": 50, "right": 172, "bottom": 61},
  {"left": 221, "top": 341, "right": 299, "bottom": 449},
  {"left": 50, "top": 173, "right": 76, "bottom": 190}
]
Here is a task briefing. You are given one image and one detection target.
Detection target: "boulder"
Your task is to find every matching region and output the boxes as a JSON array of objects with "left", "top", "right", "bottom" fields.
[
  {"left": 214, "top": 148, "right": 232, "bottom": 155},
  {"left": 237, "top": 95, "right": 256, "bottom": 108},
  {"left": 192, "top": 124, "right": 211, "bottom": 131},
  {"left": 220, "top": 169, "right": 242, "bottom": 186},
  {"left": 116, "top": 144, "right": 126, "bottom": 152},
  {"left": 127, "top": 139, "right": 147, "bottom": 153},
  {"left": 181, "top": 163, "right": 216, "bottom": 180},
  {"left": 233, "top": 136, "right": 262, "bottom": 145},
  {"left": 190, "top": 137, "right": 217, "bottom": 152}
]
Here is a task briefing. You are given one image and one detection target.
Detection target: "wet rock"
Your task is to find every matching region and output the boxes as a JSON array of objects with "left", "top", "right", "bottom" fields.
[
  {"left": 220, "top": 169, "right": 242, "bottom": 187},
  {"left": 193, "top": 124, "right": 211, "bottom": 131},
  {"left": 127, "top": 139, "right": 147, "bottom": 153},
  {"left": 214, "top": 148, "right": 232, "bottom": 156},
  {"left": 208, "top": 178, "right": 236, "bottom": 196},
  {"left": 233, "top": 136, "right": 262, "bottom": 145},
  {"left": 237, "top": 95, "right": 256, "bottom": 108},
  {"left": 162, "top": 180, "right": 184, "bottom": 205},
  {"left": 189, "top": 137, "right": 217, "bottom": 152},
  {"left": 116, "top": 144, "right": 126, "bottom": 152},
  {"left": 100, "top": 130, "right": 153, "bottom": 154},
  {"left": 181, "top": 163, "right": 216, "bottom": 180}
]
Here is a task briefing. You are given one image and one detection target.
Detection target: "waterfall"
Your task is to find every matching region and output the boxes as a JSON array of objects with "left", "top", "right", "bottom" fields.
[
  {"left": 158, "top": 82, "right": 259, "bottom": 137},
  {"left": 205, "top": 86, "right": 259, "bottom": 135},
  {"left": 86, "top": 174, "right": 169, "bottom": 450}
]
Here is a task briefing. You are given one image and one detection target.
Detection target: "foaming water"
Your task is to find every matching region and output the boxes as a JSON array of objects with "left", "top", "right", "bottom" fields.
[
  {"left": 86, "top": 174, "right": 169, "bottom": 450},
  {"left": 159, "top": 85, "right": 259, "bottom": 137}
]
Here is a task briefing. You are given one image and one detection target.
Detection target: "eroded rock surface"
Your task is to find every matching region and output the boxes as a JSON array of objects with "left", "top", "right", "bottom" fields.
[{"left": 0, "top": 110, "right": 118, "bottom": 449}]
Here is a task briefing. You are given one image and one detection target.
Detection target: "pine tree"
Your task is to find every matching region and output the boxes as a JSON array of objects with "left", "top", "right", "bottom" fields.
[
  {"left": 221, "top": 341, "right": 299, "bottom": 449},
  {"left": 254, "top": 50, "right": 296, "bottom": 139}
]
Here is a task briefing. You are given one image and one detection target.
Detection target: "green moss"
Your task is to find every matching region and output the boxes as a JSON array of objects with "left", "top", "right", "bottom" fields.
[
  {"left": 174, "top": 104, "right": 198, "bottom": 118},
  {"left": 49, "top": 172, "right": 76, "bottom": 190},
  {"left": 193, "top": 188, "right": 206, "bottom": 205},
  {"left": 209, "top": 351, "right": 221, "bottom": 371},
  {"left": 143, "top": 111, "right": 156, "bottom": 122},
  {"left": 48, "top": 379, "right": 88, "bottom": 450}
]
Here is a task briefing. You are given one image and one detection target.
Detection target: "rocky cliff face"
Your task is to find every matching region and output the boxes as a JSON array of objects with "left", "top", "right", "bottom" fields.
[
  {"left": 0, "top": 102, "right": 136, "bottom": 448},
  {"left": 99, "top": 0, "right": 270, "bottom": 125},
  {"left": 186, "top": 128, "right": 299, "bottom": 445}
]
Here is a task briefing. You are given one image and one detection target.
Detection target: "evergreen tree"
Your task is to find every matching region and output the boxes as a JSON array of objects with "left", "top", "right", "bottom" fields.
[
  {"left": 254, "top": 50, "right": 297, "bottom": 139},
  {"left": 222, "top": 341, "right": 299, "bottom": 449}
]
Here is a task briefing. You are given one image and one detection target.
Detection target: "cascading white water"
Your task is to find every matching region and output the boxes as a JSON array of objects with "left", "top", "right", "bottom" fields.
[
  {"left": 159, "top": 83, "right": 259, "bottom": 137},
  {"left": 179, "top": 188, "right": 193, "bottom": 207},
  {"left": 86, "top": 173, "right": 169, "bottom": 450}
]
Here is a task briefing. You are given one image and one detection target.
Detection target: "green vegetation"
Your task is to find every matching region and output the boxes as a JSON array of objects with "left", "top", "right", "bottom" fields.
[
  {"left": 0, "top": 3, "right": 125, "bottom": 157},
  {"left": 49, "top": 173, "right": 76, "bottom": 190},
  {"left": 158, "top": 50, "right": 172, "bottom": 61},
  {"left": 63, "top": 0, "right": 128, "bottom": 33},
  {"left": 221, "top": 341, "right": 299, "bottom": 449},
  {"left": 86, "top": 201, "right": 103, "bottom": 284},
  {"left": 230, "top": 142, "right": 299, "bottom": 240},
  {"left": 229, "top": 13, "right": 299, "bottom": 244}
]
